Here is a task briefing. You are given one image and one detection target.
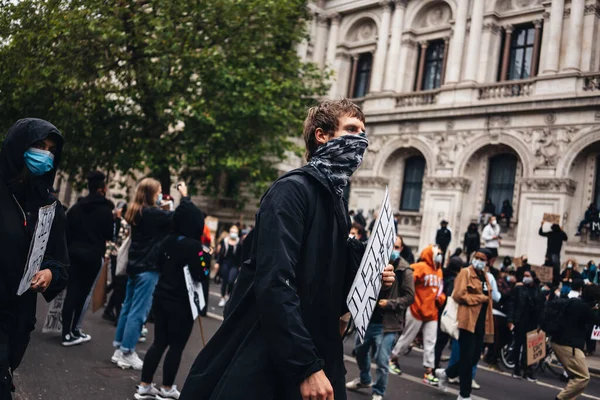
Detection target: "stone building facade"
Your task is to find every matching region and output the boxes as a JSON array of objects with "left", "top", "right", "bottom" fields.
[{"left": 301, "top": 0, "right": 600, "bottom": 265}]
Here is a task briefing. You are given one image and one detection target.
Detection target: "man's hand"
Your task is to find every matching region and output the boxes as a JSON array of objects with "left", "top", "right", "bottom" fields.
[
  {"left": 176, "top": 181, "right": 188, "bottom": 197},
  {"left": 378, "top": 299, "right": 389, "bottom": 308},
  {"left": 30, "top": 269, "right": 53, "bottom": 292},
  {"left": 300, "top": 370, "right": 334, "bottom": 400},
  {"left": 382, "top": 265, "right": 395, "bottom": 289}
]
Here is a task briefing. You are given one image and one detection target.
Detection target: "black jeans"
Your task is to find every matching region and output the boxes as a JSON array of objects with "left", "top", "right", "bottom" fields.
[
  {"left": 220, "top": 262, "right": 239, "bottom": 298},
  {"left": 513, "top": 328, "right": 534, "bottom": 377},
  {"left": 434, "top": 314, "right": 450, "bottom": 368},
  {"left": 446, "top": 329, "right": 484, "bottom": 398},
  {"left": 141, "top": 301, "right": 194, "bottom": 386}
]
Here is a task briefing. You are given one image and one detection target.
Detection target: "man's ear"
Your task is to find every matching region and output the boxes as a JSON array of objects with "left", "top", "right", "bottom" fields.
[{"left": 315, "top": 127, "right": 330, "bottom": 145}]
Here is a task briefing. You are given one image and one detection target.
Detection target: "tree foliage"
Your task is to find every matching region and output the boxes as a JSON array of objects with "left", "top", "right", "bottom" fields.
[{"left": 0, "top": 0, "right": 328, "bottom": 202}]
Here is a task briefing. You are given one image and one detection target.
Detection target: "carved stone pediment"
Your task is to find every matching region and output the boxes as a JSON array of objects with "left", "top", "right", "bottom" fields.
[
  {"left": 351, "top": 176, "right": 389, "bottom": 188},
  {"left": 521, "top": 178, "right": 577, "bottom": 195},
  {"left": 423, "top": 177, "right": 471, "bottom": 192}
]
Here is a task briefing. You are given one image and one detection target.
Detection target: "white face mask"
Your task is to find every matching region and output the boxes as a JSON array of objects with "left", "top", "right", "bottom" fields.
[
  {"left": 230, "top": 232, "right": 239, "bottom": 240},
  {"left": 522, "top": 277, "right": 533, "bottom": 285},
  {"left": 434, "top": 254, "right": 443, "bottom": 264},
  {"left": 491, "top": 220, "right": 497, "bottom": 227},
  {"left": 567, "top": 263, "right": 573, "bottom": 269},
  {"left": 472, "top": 259, "right": 486, "bottom": 270}
]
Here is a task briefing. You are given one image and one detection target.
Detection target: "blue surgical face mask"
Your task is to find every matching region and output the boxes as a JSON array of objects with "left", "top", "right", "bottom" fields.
[
  {"left": 390, "top": 250, "right": 401, "bottom": 262},
  {"left": 23, "top": 148, "right": 54, "bottom": 176},
  {"left": 156, "top": 193, "right": 163, "bottom": 205},
  {"left": 472, "top": 259, "right": 486, "bottom": 270}
]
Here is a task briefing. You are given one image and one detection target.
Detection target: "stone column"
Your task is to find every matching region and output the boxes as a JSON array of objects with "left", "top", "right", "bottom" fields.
[
  {"left": 500, "top": 25, "right": 513, "bottom": 81},
  {"left": 395, "top": 37, "right": 415, "bottom": 93},
  {"left": 348, "top": 55, "right": 359, "bottom": 97},
  {"left": 563, "top": 0, "right": 585, "bottom": 72},
  {"left": 325, "top": 14, "right": 341, "bottom": 67},
  {"left": 531, "top": 20, "right": 543, "bottom": 77},
  {"left": 370, "top": 1, "right": 393, "bottom": 92},
  {"left": 312, "top": 14, "right": 329, "bottom": 68},
  {"left": 542, "top": 0, "right": 565, "bottom": 74},
  {"left": 441, "top": 37, "right": 450, "bottom": 84},
  {"left": 444, "top": 0, "right": 468, "bottom": 85},
  {"left": 462, "top": 0, "right": 485, "bottom": 83},
  {"left": 383, "top": 0, "right": 408, "bottom": 92},
  {"left": 415, "top": 42, "right": 428, "bottom": 91}
]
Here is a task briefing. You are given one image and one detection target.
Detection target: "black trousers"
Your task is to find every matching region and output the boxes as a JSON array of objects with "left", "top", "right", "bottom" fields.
[
  {"left": 141, "top": 300, "right": 194, "bottom": 386},
  {"left": 434, "top": 313, "right": 450, "bottom": 368},
  {"left": 105, "top": 256, "right": 127, "bottom": 318},
  {"left": 513, "top": 328, "right": 534, "bottom": 377},
  {"left": 446, "top": 329, "right": 484, "bottom": 398},
  {"left": 220, "top": 262, "right": 239, "bottom": 298},
  {"left": 61, "top": 250, "right": 102, "bottom": 337}
]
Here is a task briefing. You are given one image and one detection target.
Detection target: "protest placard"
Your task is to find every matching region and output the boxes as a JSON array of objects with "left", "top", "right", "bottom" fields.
[
  {"left": 42, "top": 290, "right": 66, "bottom": 333},
  {"left": 591, "top": 326, "right": 600, "bottom": 341},
  {"left": 184, "top": 265, "right": 206, "bottom": 321},
  {"left": 527, "top": 329, "right": 547, "bottom": 366},
  {"left": 346, "top": 187, "right": 396, "bottom": 343},
  {"left": 92, "top": 260, "right": 109, "bottom": 313},
  {"left": 531, "top": 265, "right": 553, "bottom": 283},
  {"left": 17, "top": 202, "right": 57, "bottom": 295},
  {"left": 543, "top": 213, "right": 561, "bottom": 225}
]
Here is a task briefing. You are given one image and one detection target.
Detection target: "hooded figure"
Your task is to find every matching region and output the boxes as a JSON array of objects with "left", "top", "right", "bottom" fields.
[{"left": 0, "top": 119, "right": 69, "bottom": 398}]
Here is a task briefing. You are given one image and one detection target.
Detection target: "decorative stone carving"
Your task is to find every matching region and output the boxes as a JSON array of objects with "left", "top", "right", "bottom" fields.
[
  {"left": 519, "top": 127, "right": 582, "bottom": 168},
  {"left": 423, "top": 177, "right": 472, "bottom": 193},
  {"left": 521, "top": 178, "right": 577, "bottom": 195},
  {"left": 545, "top": 113, "right": 557, "bottom": 125},
  {"left": 446, "top": 120, "right": 455, "bottom": 131},
  {"left": 350, "top": 19, "right": 378, "bottom": 42},
  {"left": 564, "top": 8, "right": 571, "bottom": 19},
  {"left": 362, "top": 134, "right": 394, "bottom": 169},
  {"left": 543, "top": 11, "right": 550, "bottom": 20},
  {"left": 422, "top": 131, "right": 472, "bottom": 168},
  {"left": 585, "top": 5, "right": 600, "bottom": 16},
  {"left": 595, "top": 111, "right": 600, "bottom": 121},
  {"left": 401, "top": 37, "right": 417, "bottom": 49},
  {"left": 427, "top": 7, "right": 448, "bottom": 26},
  {"left": 483, "top": 23, "right": 502, "bottom": 35},
  {"left": 487, "top": 115, "right": 511, "bottom": 129},
  {"left": 350, "top": 176, "right": 389, "bottom": 188}
]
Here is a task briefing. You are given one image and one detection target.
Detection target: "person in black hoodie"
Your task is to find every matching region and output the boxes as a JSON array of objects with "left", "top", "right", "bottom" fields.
[
  {"left": 134, "top": 197, "right": 208, "bottom": 400},
  {"left": 179, "top": 99, "right": 395, "bottom": 400},
  {"left": 0, "top": 119, "right": 69, "bottom": 399},
  {"left": 539, "top": 221, "right": 568, "bottom": 269},
  {"left": 61, "top": 171, "right": 114, "bottom": 346},
  {"left": 463, "top": 223, "right": 480, "bottom": 262},
  {"left": 435, "top": 220, "right": 452, "bottom": 265}
]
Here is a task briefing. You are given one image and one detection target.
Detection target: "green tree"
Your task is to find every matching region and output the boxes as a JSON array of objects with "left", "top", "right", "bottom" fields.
[{"left": 0, "top": 0, "right": 327, "bottom": 203}]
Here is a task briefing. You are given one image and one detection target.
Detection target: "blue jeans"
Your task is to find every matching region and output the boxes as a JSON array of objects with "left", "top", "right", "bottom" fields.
[
  {"left": 113, "top": 271, "right": 159, "bottom": 353},
  {"left": 354, "top": 323, "right": 397, "bottom": 396},
  {"left": 448, "top": 338, "right": 477, "bottom": 379}
]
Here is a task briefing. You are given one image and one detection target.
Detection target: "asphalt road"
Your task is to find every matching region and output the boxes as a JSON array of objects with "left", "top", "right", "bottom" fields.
[{"left": 11, "top": 290, "right": 600, "bottom": 400}]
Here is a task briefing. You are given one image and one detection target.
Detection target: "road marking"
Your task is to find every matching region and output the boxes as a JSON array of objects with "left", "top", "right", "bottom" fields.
[
  {"left": 343, "top": 355, "right": 488, "bottom": 400},
  {"left": 206, "top": 312, "right": 224, "bottom": 321},
  {"left": 209, "top": 291, "right": 221, "bottom": 297}
]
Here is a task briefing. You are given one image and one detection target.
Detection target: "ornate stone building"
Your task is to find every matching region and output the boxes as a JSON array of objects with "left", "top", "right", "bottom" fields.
[{"left": 301, "top": 0, "right": 600, "bottom": 265}]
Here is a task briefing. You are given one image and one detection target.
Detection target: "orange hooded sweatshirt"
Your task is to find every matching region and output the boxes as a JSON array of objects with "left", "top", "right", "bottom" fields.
[{"left": 409, "top": 245, "right": 446, "bottom": 322}]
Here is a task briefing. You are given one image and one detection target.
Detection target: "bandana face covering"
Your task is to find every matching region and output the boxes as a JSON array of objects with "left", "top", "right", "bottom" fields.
[{"left": 309, "top": 132, "right": 369, "bottom": 197}]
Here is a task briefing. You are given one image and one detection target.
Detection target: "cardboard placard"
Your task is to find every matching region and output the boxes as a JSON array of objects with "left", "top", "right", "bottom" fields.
[
  {"left": 184, "top": 265, "right": 206, "bottom": 321},
  {"left": 543, "top": 213, "right": 561, "bottom": 225},
  {"left": 527, "top": 329, "right": 547, "bottom": 366},
  {"left": 532, "top": 265, "right": 553, "bottom": 283},
  {"left": 92, "top": 260, "right": 109, "bottom": 313},
  {"left": 591, "top": 326, "right": 600, "bottom": 341},
  {"left": 513, "top": 257, "right": 523, "bottom": 268}
]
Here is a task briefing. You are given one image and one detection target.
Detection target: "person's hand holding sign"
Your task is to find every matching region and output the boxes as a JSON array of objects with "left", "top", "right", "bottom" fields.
[
  {"left": 30, "top": 269, "right": 52, "bottom": 292},
  {"left": 382, "top": 264, "right": 395, "bottom": 289}
]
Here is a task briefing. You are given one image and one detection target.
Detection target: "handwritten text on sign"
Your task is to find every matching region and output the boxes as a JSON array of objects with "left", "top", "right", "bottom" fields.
[
  {"left": 17, "top": 202, "right": 57, "bottom": 296},
  {"left": 591, "top": 326, "right": 600, "bottom": 341},
  {"left": 527, "top": 329, "right": 547, "bottom": 366},
  {"left": 346, "top": 187, "right": 395, "bottom": 344},
  {"left": 184, "top": 265, "right": 206, "bottom": 321}
]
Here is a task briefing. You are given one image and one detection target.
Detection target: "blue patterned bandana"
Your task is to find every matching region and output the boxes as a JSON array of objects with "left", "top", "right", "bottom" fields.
[{"left": 309, "top": 133, "right": 369, "bottom": 197}]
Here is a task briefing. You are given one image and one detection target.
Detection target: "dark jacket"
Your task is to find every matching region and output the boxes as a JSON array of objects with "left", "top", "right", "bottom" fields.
[
  {"left": 216, "top": 238, "right": 242, "bottom": 268},
  {"left": 180, "top": 165, "right": 361, "bottom": 400},
  {"left": 464, "top": 231, "right": 480, "bottom": 253},
  {"left": 552, "top": 298, "right": 600, "bottom": 351},
  {"left": 539, "top": 227, "right": 568, "bottom": 256},
  {"left": 66, "top": 193, "right": 114, "bottom": 259},
  {"left": 400, "top": 246, "right": 415, "bottom": 265},
  {"left": 379, "top": 257, "right": 415, "bottom": 333},
  {"left": 436, "top": 227, "right": 452, "bottom": 249},
  {"left": 0, "top": 119, "right": 69, "bottom": 376},
  {"left": 154, "top": 198, "right": 207, "bottom": 310},
  {"left": 507, "top": 284, "right": 544, "bottom": 332},
  {"left": 127, "top": 205, "right": 174, "bottom": 275}
]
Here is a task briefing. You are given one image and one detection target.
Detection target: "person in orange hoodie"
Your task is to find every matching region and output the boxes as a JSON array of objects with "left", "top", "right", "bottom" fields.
[{"left": 389, "top": 245, "right": 446, "bottom": 386}]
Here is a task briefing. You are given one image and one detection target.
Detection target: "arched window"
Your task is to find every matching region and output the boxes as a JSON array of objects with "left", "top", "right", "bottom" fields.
[
  {"left": 594, "top": 155, "right": 600, "bottom": 209},
  {"left": 351, "top": 53, "right": 373, "bottom": 98},
  {"left": 486, "top": 154, "right": 518, "bottom": 215},
  {"left": 400, "top": 156, "right": 426, "bottom": 211}
]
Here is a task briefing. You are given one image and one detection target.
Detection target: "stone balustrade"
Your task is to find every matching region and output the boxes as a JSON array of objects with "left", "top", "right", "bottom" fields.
[
  {"left": 396, "top": 89, "right": 440, "bottom": 108},
  {"left": 478, "top": 79, "right": 535, "bottom": 100}
]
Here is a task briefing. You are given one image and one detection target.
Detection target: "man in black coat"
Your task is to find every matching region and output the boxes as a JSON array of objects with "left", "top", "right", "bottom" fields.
[
  {"left": 0, "top": 119, "right": 69, "bottom": 399},
  {"left": 61, "top": 171, "right": 114, "bottom": 346},
  {"left": 180, "top": 99, "right": 395, "bottom": 400},
  {"left": 435, "top": 220, "right": 452, "bottom": 265},
  {"left": 539, "top": 221, "right": 568, "bottom": 269}
]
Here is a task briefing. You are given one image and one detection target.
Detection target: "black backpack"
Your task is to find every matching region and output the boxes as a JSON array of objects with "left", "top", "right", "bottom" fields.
[{"left": 541, "top": 298, "right": 571, "bottom": 337}]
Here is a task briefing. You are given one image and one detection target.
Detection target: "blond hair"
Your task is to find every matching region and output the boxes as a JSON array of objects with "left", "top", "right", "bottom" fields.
[{"left": 125, "top": 178, "right": 161, "bottom": 225}]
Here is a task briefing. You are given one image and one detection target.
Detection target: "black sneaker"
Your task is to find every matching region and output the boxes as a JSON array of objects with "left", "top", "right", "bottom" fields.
[
  {"left": 73, "top": 329, "right": 92, "bottom": 343},
  {"left": 62, "top": 333, "right": 83, "bottom": 347}
]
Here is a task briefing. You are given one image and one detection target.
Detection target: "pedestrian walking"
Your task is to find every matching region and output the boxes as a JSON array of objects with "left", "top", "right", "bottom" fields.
[
  {"left": 61, "top": 171, "right": 115, "bottom": 346},
  {"left": 482, "top": 216, "right": 501, "bottom": 265},
  {"left": 215, "top": 225, "right": 242, "bottom": 307},
  {"left": 0, "top": 119, "right": 69, "bottom": 400},
  {"left": 111, "top": 179, "right": 189, "bottom": 370},
  {"left": 436, "top": 220, "right": 452, "bottom": 266},
  {"left": 389, "top": 245, "right": 446, "bottom": 386},
  {"left": 134, "top": 197, "right": 208, "bottom": 400},
  {"left": 346, "top": 235, "right": 415, "bottom": 400},
  {"left": 463, "top": 223, "right": 480, "bottom": 262},
  {"left": 179, "top": 99, "right": 395, "bottom": 400},
  {"left": 436, "top": 249, "right": 494, "bottom": 400}
]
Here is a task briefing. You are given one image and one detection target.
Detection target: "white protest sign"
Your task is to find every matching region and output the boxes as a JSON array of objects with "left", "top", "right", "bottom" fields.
[
  {"left": 592, "top": 326, "right": 600, "bottom": 341},
  {"left": 17, "top": 202, "right": 57, "bottom": 296},
  {"left": 346, "top": 187, "right": 395, "bottom": 343},
  {"left": 184, "top": 265, "right": 206, "bottom": 321},
  {"left": 42, "top": 289, "right": 66, "bottom": 333}
]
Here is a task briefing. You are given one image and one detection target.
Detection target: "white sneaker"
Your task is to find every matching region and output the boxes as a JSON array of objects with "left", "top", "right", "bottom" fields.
[
  {"left": 61, "top": 333, "right": 83, "bottom": 347},
  {"left": 372, "top": 395, "right": 383, "bottom": 400},
  {"left": 218, "top": 298, "right": 226, "bottom": 307},
  {"left": 73, "top": 329, "right": 92, "bottom": 343},
  {"left": 471, "top": 380, "right": 481, "bottom": 390},
  {"left": 134, "top": 383, "right": 160, "bottom": 400},
  {"left": 448, "top": 376, "right": 460, "bottom": 384},
  {"left": 111, "top": 349, "right": 123, "bottom": 364},
  {"left": 345, "top": 377, "right": 372, "bottom": 391},
  {"left": 434, "top": 368, "right": 447, "bottom": 390},
  {"left": 117, "top": 351, "right": 144, "bottom": 370},
  {"left": 457, "top": 396, "right": 472, "bottom": 400},
  {"left": 156, "top": 385, "right": 180, "bottom": 400}
]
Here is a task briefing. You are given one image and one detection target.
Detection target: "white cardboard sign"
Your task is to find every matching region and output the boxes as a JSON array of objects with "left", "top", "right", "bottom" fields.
[{"left": 184, "top": 265, "right": 206, "bottom": 321}]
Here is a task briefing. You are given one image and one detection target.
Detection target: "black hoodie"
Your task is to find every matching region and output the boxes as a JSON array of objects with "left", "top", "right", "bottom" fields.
[
  {"left": 0, "top": 119, "right": 69, "bottom": 372},
  {"left": 154, "top": 198, "right": 207, "bottom": 307},
  {"left": 66, "top": 192, "right": 115, "bottom": 258}
]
